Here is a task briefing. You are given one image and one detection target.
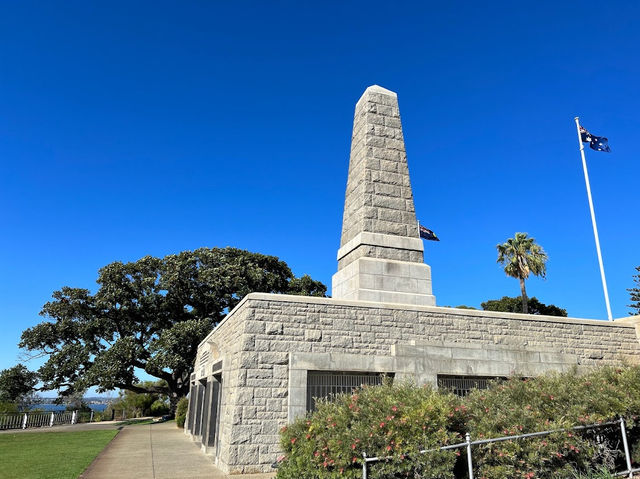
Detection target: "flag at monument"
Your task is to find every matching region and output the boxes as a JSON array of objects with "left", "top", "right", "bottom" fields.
[
  {"left": 579, "top": 126, "right": 611, "bottom": 152},
  {"left": 419, "top": 225, "right": 439, "bottom": 241}
]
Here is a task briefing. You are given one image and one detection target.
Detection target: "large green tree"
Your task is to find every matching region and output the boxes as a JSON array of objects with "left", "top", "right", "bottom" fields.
[
  {"left": 496, "top": 232, "right": 548, "bottom": 314},
  {"left": 481, "top": 296, "right": 567, "bottom": 317},
  {"left": 20, "top": 247, "right": 326, "bottom": 410},
  {"left": 629, "top": 266, "right": 640, "bottom": 315},
  {"left": 0, "top": 364, "right": 38, "bottom": 410}
]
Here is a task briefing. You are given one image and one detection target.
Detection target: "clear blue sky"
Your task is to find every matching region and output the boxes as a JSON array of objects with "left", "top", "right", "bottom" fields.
[{"left": 2, "top": 2, "right": 639, "bottom": 380}]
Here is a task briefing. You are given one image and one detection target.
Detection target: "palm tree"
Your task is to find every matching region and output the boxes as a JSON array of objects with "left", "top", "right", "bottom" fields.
[{"left": 496, "top": 233, "right": 548, "bottom": 314}]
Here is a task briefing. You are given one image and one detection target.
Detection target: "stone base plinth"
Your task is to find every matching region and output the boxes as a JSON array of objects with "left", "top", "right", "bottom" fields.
[
  {"left": 189, "top": 292, "right": 640, "bottom": 473},
  {"left": 332, "top": 256, "right": 435, "bottom": 306}
]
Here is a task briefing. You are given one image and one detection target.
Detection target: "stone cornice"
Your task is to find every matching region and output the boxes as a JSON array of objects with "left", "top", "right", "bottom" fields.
[
  {"left": 337, "top": 231, "right": 424, "bottom": 261},
  {"left": 239, "top": 292, "right": 640, "bottom": 328},
  {"left": 198, "top": 293, "right": 640, "bottom": 349}
]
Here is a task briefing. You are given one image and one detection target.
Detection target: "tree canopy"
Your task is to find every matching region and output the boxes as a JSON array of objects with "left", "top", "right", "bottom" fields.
[
  {"left": 496, "top": 232, "right": 548, "bottom": 314},
  {"left": 20, "top": 247, "right": 327, "bottom": 409},
  {"left": 0, "top": 364, "right": 38, "bottom": 409},
  {"left": 481, "top": 296, "right": 567, "bottom": 317},
  {"left": 629, "top": 266, "right": 640, "bottom": 316}
]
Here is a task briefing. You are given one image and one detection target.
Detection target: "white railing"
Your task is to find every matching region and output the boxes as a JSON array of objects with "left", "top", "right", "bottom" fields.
[{"left": 0, "top": 410, "right": 87, "bottom": 431}]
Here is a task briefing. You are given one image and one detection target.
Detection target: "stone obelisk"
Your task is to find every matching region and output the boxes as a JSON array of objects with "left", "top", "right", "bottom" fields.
[{"left": 331, "top": 85, "right": 436, "bottom": 306}]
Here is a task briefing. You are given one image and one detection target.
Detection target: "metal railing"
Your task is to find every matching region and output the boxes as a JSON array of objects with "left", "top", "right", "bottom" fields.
[
  {"left": 361, "top": 417, "right": 640, "bottom": 479},
  {"left": 0, "top": 410, "right": 94, "bottom": 430}
]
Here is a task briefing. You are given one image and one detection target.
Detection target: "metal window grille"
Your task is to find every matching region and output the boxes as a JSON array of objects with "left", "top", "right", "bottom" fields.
[
  {"left": 437, "top": 375, "right": 505, "bottom": 397},
  {"left": 211, "top": 360, "right": 222, "bottom": 373},
  {"left": 199, "top": 351, "right": 210, "bottom": 366},
  {"left": 306, "top": 371, "right": 392, "bottom": 412}
]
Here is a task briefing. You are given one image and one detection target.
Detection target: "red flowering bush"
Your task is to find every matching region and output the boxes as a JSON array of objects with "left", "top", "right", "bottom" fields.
[
  {"left": 277, "top": 380, "right": 462, "bottom": 478},
  {"left": 277, "top": 365, "right": 640, "bottom": 478},
  {"left": 463, "top": 365, "right": 640, "bottom": 479}
]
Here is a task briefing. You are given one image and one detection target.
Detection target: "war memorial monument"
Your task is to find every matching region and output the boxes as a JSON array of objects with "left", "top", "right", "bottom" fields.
[{"left": 185, "top": 85, "right": 640, "bottom": 474}]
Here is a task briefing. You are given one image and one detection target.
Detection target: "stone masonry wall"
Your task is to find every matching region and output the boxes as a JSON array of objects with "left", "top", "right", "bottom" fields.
[
  {"left": 196, "top": 293, "right": 640, "bottom": 473},
  {"left": 332, "top": 85, "right": 433, "bottom": 305},
  {"left": 191, "top": 304, "right": 249, "bottom": 472},
  {"left": 339, "top": 85, "right": 422, "bottom": 260}
]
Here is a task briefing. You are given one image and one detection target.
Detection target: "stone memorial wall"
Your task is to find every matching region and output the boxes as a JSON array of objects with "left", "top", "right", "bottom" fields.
[
  {"left": 191, "top": 293, "right": 640, "bottom": 473},
  {"left": 185, "top": 85, "right": 640, "bottom": 474}
]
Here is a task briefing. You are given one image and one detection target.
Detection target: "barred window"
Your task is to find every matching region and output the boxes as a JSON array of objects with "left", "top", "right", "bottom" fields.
[
  {"left": 437, "top": 375, "right": 505, "bottom": 397},
  {"left": 306, "top": 371, "right": 392, "bottom": 412}
]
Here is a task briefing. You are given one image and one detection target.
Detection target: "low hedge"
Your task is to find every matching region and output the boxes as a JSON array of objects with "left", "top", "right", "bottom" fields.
[{"left": 277, "top": 365, "right": 640, "bottom": 479}]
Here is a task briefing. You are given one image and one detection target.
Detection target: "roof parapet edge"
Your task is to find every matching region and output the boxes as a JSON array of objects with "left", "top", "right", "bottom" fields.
[
  {"left": 196, "top": 293, "right": 254, "bottom": 349},
  {"left": 198, "top": 293, "right": 639, "bottom": 350},
  {"left": 233, "top": 292, "right": 636, "bottom": 328}
]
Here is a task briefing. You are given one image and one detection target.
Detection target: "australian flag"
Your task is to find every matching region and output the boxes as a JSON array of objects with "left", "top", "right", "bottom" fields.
[
  {"left": 580, "top": 126, "right": 611, "bottom": 152},
  {"left": 419, "top": 225, "right": 439, "bottom": 241}
]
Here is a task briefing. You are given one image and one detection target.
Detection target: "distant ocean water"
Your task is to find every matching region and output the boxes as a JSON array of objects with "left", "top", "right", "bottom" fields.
[{"left": 32, "top": 403, "right": 108, "bottom": 412}]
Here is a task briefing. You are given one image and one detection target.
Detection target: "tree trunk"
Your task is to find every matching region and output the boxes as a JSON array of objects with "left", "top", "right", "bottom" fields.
[
  {"left": 519, "top": 277, "right": 528, "bottom": 314},
  {"left": 165, "top": 371, "right": 191, "bottom": 417},
  {"left": 168, "top": 383, "right": 189, "bottom": 418}
]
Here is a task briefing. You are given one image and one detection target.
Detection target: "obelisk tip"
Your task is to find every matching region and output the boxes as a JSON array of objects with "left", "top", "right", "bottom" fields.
[{"left": 363, "top": 84, "right": 397, "bottom": 96}]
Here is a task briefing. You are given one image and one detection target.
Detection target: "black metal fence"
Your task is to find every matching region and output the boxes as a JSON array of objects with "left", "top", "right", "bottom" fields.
[{"left": 361, "top": 417, "right": 639, "bottom": 479}]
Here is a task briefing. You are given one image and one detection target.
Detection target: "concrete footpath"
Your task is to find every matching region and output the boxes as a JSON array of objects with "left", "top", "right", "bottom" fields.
[{"left": 80, "top": 421, "right": 274, "bottom": 479}]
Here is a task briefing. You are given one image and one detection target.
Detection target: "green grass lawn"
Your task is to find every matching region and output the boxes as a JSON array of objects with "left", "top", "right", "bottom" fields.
[{"left": 0, "top": 429, "right": 118, "bottom": 479}]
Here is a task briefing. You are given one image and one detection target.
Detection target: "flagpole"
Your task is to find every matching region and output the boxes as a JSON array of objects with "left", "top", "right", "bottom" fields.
[{"left": 574, "top": 117, "right": 613, "bottom": 321}]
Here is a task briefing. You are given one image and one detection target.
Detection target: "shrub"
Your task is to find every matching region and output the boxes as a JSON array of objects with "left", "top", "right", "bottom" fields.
[
  {"left": 150, "top": 399, "right": 170, "bottom": 417},
  {"left": 0, "top": 401, "right": 18, "bottom": 413},
  {"left": 463, "top": 365, "right": 640, "bottom": 479},
  {"left": 102, "top": 404, "right": 115, "bottom": 421},
  {"left": 277, "top": 381, "right": 462, "bottom": 479},
  {"left": 279, "top": 365, "right": 640, "bottom": 479},
  {"left": 103, "top": 381, "right": 170, "bottom": 417},
  {"left": 463, "top": 375, "right": 597, "bottom": 479},
  {"left": 175, "top": 397, "right": 188, "bottom": 428},
  {"left": 568, "top": 466, "right": 618, "bottom": 478}
]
